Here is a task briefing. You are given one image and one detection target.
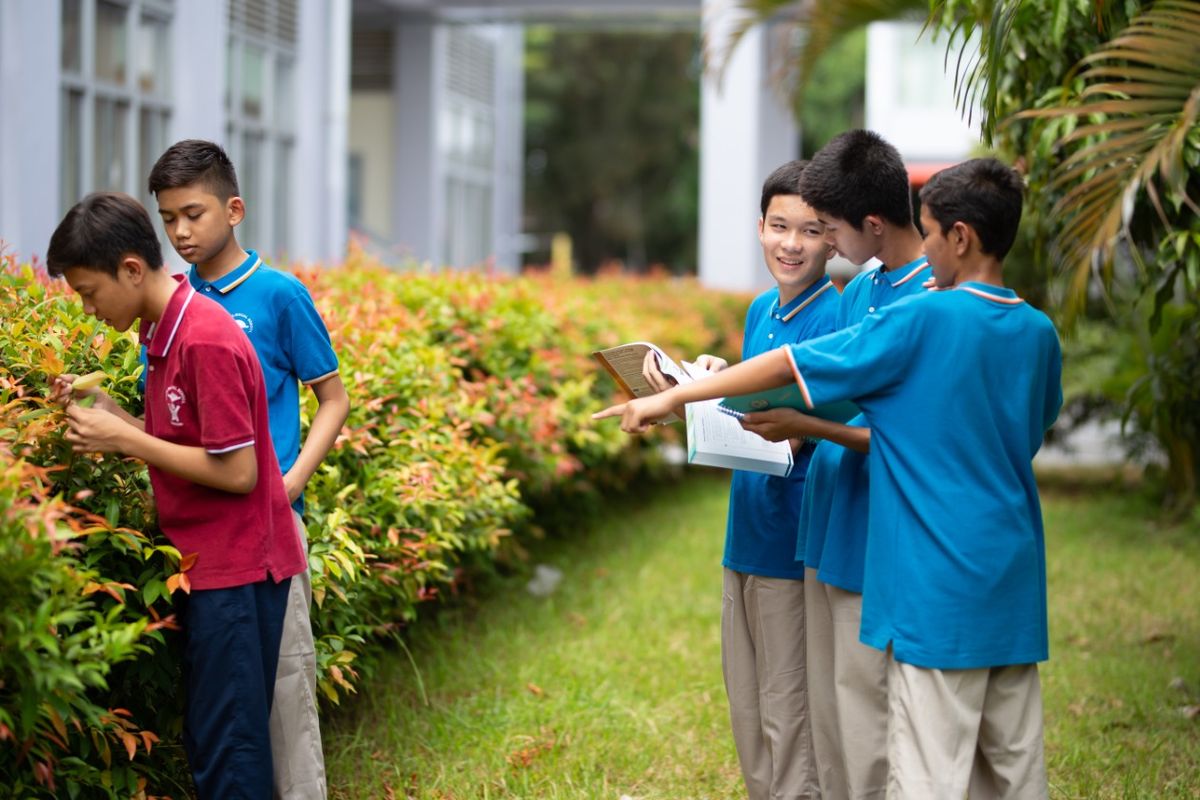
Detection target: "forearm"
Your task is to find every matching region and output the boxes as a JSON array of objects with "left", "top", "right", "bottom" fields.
[
  {"left": 803, "top": 419, "right": 870, "bottom": 453},
  {"left": 286, "top": 388, "right": 349, "bottom": 487},
  {"left": 664, "top": 349, "right": 793, "bottom": 407},
  {"left": 121, "top": 429, "right": 257, "bottom": 493}
]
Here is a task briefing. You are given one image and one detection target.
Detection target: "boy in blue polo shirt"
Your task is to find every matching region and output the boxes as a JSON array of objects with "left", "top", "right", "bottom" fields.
[
  {"left": 645, "top": 160, "right": 837, "bottom": 800},
  {"left": 745, "top": 129, "right": 931, "bottom": 800},
  {"left": 597, "top": 158, "right": 1061, "bottom": 799},
  {"left": 50, "top": 192, "right": 307, "bottom": 798},
  {"left": 149, "top": 140, "right": 350, "bottom": 800}
]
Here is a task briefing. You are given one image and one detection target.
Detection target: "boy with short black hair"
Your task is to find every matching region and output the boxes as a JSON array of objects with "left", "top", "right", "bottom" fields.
[
  {"left": 149, "top": 139, "right": 348, "bottom": 800},
  {"left": 645, "top": 159, "right": 837, "bottom": 800},
  {"left": 598, "top": 157, "right": 1061, "bottom": 799},
  {"left": 48, "top": 191, "right": 306, "bottom": 798},
  {"left": 743, "top": 129, "right": 931, "bottom": 800}
]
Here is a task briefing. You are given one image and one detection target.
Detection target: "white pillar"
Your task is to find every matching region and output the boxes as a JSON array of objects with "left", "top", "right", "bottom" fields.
[
  {"left": 169, "top": 3, "right": 225, "bottom": 145},
  {"left": 392, "top": 18, "right": 443, "bottom": 266},
  {"left": 491, "top": 24, "right": 524, "bottom": 274},
  {"left": 0, "top": 1, "right": 61, "bottom": 261},
  {"left": 699, "top": 0, "right": 798, "bottom": 292},
  {"left": 294, "top": 0, "right": 350, "bottom": 263}
]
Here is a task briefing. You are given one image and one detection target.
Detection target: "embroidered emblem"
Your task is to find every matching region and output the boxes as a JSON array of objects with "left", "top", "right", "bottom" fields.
[
  {"left": 232, "top": 312, "right": 254, "bottom": 334},
  {"left": 165, "top": 385, "right": 186, "bottom": 427}
]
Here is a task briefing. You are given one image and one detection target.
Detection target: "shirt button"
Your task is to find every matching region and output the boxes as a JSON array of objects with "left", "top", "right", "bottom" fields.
[
  {"left": 148, "top": 366, "right": 155, "bottom": 372},
  {"left": 205, "top": 286, "right": 212, "bottom": 292},
  {"left": 768, "top": 333, "right": 774, "bottom": 339},
  {"left": 868, "top": 306, "right": 876, "bottom": 312},
  {"left": 775, "top": 314, "right": 781, "bottom": 320}
]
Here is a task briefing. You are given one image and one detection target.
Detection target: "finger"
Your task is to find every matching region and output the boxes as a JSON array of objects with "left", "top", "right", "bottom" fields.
[{"left": 592, "top": 403, "right": 628, "bottom": 421}]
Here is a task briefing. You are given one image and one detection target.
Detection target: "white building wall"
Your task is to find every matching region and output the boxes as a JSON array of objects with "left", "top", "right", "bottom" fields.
[
  {"left": 865, "top": 21, "right": 978, "bottom": 162},
  {"left": 0, "top": 1, "right": 62, "bottom": 262},
  {"left": 699, "top": 3, "right": 797, "bottom": 293},
  {"left": 392, "top": 18, "right": 442, "bottom": 266}
]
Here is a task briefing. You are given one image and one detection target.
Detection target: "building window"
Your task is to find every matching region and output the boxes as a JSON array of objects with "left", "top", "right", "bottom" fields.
[
  {"left": 59, "top": 0, "right": 174, "bottom": 215},
  {"left": 225, "top": 0, "right": 298, "bottom": 257}
]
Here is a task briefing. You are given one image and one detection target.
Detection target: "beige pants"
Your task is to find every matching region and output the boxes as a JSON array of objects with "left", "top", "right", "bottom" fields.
[
  {"left": 805, "top": 568, "right": 888, "bottom": 800},
  {"left": 268, "top": 511, "right": 327, "bottom": 800},
  {"left": 722, "top": 568, "right": 819, "bottom": 800},
  {"left": 887, "top": 656, "right": 1048, "bottom": 800}
]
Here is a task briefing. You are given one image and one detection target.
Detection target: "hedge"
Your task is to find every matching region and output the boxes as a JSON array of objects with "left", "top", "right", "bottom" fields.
[{"left": 0, "top": 244, "right": 749, "bottom": 797}]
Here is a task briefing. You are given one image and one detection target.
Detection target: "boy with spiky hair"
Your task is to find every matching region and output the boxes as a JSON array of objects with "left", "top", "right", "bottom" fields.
[
  {"left": 645, "top": 159, "right": 838, "bottom": 800},
  {"left": 49, "top": 191, "right": 306, "bottom": 798},
  {"left": 597, "top": 157, "right": 1061, "bottom": 799},
  {"left": 740, "top": 129, "right": 931, "bottom": 799},
  {"left": 148, "top": 139, "right": 348, "bottom": 800}
]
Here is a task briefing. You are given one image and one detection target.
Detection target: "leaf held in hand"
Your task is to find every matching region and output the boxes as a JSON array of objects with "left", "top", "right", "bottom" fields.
[{"left": 72, "top": 371, "right": 107, "bottom": 392}]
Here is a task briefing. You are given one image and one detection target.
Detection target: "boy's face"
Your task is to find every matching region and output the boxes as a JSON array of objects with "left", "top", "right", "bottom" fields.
[
  {"left": 63, "top": 262, "right": 143, "bottom": 333},
  {"left": 818, "top": 213, "right": 881, "bottom": 267},
  {"left": 919, "top": 205, "right": 963, "bottom": 288},
  {"left": 758, "top": 194, "right": 832, "bottom": 302},
  {"left": 155, "top": 185, "right": 242, "bottom": 265}
]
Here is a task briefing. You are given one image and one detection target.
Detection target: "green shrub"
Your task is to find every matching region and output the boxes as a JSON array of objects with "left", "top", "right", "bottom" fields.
[{"left": 0, "top": 246, "right": 748, "bottom": 796}]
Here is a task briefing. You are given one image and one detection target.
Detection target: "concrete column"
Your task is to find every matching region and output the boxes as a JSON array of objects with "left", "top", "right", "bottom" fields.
[
  {"left": 391, "top": 17, "right": 444, "bottom": 267},
  {"left": 699, "top": 0, "right": 798, "bottom": 292},
  {"left": 0, "top": 1, "right": 61, "bottom": 261},
  {"left": 294, "top": 0, "right": 350, "bottom": 263},
  {"left": 491, "top": 24, "right": 524, "bottom": 274}
]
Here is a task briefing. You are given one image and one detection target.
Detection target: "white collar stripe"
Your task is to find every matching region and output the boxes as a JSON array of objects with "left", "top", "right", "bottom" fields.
[
  {"left": 892, "top": 258, "right": 930, "bottom": 286},
  {"left": 219, "top": 257, "right": 262, "bottom": 294},
  {"left": 959, "top": 285, "right": 1024, "bottom": 305},
  {"left": 781, "top": 280, "right": 836, "bottom": 322},
  {"left": 161, "top": 287, "right": 197, "bottom": 355}
]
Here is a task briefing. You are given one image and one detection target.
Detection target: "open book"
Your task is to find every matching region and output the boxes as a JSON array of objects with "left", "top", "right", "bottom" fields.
[{"left": 593, "top": 341, "right": 795, "bottom": 476}]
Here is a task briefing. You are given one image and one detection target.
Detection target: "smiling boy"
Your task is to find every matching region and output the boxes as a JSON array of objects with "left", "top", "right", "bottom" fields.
[{"left": 645, "top": 160, "right": 837, "bottom": 800}]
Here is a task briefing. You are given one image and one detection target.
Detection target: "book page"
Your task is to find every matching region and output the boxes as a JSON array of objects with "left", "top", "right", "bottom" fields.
[
  {"left": 686, "top": 399, "right": 793, "bottom": 476},
  {"left": 593, "top": 341, "right": 690, "bottom": 423}
]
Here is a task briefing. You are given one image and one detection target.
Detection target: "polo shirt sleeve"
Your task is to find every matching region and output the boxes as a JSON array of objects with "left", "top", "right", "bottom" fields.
[
  {"left": 280, "top": 288, "right": 340, "bottom": 385},
  {"left": 186, "top": 342, "right": 259, "bottom": 454},
  {"left": 1042, "top": 328, "right": 1064, "bottom": 432},
  {"left": 785, "top": 300, "right": 922, "bottom": 409}
]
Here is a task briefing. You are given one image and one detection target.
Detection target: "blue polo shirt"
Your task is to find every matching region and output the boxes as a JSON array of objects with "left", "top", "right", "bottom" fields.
[
  {"left": 785, "top": 283, "right": 1062, "bottom": 669},
  {"left": 187, "top": 251, "right": 339, "bottom": 513},
  {"left": 724, "top": 276, "right": 839, "bottom": 579},
  {"left": 799, "top": 256, "right": 930, "bottom": 580}
]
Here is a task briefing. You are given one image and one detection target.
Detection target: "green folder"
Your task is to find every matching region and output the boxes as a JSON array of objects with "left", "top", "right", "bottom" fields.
[{"left": 718, "top": 384, "right": 860, "bottom": 424}]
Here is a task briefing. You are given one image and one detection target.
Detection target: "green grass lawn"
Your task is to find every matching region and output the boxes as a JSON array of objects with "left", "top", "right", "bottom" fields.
[{"left": 324, "top": 475, "right": 1200, "bottom": 799}]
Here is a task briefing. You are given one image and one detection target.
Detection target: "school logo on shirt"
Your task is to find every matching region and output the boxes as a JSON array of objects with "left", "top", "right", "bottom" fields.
[
  {"left": 165, "top": 385, "right": 187, "bottom": 427},
  {"left": 232, "top": 312, "right": 254, "bottom": 334}
]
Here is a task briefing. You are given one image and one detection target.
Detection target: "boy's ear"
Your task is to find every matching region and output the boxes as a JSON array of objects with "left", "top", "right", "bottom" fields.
[
  {"left": 226, "top": 196, "right": 246, "bottom": 228},
  {"left": 951, "top": 221, "right": 973, "bottom": 256},
  {"left": 118, "top": 255, "right": 149, "bottom": 285},
  {"left": 863, "top": 214, "right": 885, "bottom": 237}
]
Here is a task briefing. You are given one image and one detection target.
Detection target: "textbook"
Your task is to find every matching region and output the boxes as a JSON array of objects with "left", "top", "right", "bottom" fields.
[
  {"left": 719, "top": 383, "right": 860, "bottom": 424},
  {"left": 593, "top": 341, "right": 795, "bottom": 476}
]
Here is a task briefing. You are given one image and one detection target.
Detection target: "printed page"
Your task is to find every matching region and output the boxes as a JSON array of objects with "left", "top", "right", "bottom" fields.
[{"left": 593, "top": 341, "right": 690, "bottom": 423}]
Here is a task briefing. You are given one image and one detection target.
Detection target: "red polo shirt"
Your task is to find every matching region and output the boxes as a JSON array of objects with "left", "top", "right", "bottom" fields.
[{"left": 140, "top": 276, "right": 305, "bottom": 590}]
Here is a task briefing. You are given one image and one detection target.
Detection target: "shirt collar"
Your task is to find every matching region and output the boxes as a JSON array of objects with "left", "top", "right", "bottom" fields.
[
  {"left": 955, "top": 281, "right": 1024, "bottom": 305},
  {"left": 880, "top": 255, "right": 929, "bottom": 287},
  {"left": 188, "top": 249, "right": 262, "bottom": 294},
  {"left": 140, "top": 275, "right": 197, "bottom": 357},
  {"left": 777, "top": 275, "right": 835, "bottom": 322}
]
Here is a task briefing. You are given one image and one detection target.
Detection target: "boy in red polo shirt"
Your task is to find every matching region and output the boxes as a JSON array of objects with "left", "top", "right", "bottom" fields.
[{"left": 47, "top": 192, "right": 306, "bottom": 798}]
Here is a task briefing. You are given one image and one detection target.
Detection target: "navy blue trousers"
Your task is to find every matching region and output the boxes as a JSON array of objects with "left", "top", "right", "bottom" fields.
[{"left": 181, "top": 577, "right": 291, "bottom": 799}]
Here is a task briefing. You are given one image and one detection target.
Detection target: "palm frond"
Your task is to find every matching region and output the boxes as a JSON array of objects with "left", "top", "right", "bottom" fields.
[
  {"left": 1017, "top": 0, "right": 1200, "bottom": 318},
  {"left": 706, "top": 0, "right": 926, "bottom": 105}
]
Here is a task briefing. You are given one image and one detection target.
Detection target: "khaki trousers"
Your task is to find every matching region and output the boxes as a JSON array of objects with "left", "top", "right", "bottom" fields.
[
  {"left": 268, "top": 511, "right": 327, "bottom": 799},
  {"left": 805, "top": 568, "right": 888, "bottom": 800},
  {"left": 722, "top": 568, "right": 819, "bottom": 800},
  {"left": 887, "top": 656, "right": 1048, "bottom": 800}
]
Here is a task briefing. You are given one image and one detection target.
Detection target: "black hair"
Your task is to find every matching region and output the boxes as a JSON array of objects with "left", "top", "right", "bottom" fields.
[
  {"left": 46, "top": 192, "right": 164, "bottom": 278},
  {"left": 148, "top": 139, "right": 240, "bottom": 200},
  {"left": 760, "top": 160, "right": 810, "bottom": 217},
  {"left": 799, "top": 129, "right": 913, "bottom": 229},
  {"left": 919, "top": 158, "right": 1024, "bottom": 259}
]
